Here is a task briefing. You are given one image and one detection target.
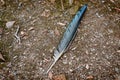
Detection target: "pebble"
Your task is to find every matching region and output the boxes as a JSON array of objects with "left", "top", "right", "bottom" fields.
[
  {"left": 96, "top": 13, "right": 101, "bottom": 18},
  {"left": 6, "top": 21, "right": 15, "bottom": 28},
  {"left": 71, "top": 47, "right": 77, "bottom": 51},
  {"left": 115, "top": 67, "right": 119, "bottom": 73},
  {"left": 86, "top": 75, "right": 94, "bottom": 80},
  {"left": 57, "top": 22, "right": 66, "bottom": 26},
  {"left": 86, "top": 64, "right": 89, "bottom": 69},
  {"left": 28, "top": 27, "right": 34, "bottom": 31},
  {"left": 117, "top": 50, "right": 120, "bottom": 53}
]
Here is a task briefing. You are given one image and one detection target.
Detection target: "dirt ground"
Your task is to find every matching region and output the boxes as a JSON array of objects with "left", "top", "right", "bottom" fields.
[{"left": 0, "top": 0, "right": 120, "bottom": 80}]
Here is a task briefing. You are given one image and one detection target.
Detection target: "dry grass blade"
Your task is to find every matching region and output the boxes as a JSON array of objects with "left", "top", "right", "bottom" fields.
[{"left": 0, "top": 52, "right": 5, "bottom": 61}]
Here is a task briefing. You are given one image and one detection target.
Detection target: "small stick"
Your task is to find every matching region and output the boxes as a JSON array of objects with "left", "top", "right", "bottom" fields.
[
  {"left": 61, "top": 0, "right": 64, "bottom": 10},
  {"left": 14, "top": 26, "right": 21, "bottom": 44},
  {"left": 115, "top": 7, "right": 120, "bottom": 12}
]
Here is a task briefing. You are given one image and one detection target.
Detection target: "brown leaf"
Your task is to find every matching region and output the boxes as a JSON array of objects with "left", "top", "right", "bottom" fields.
[
  {"left": 54, "top": 27, "right": 60, "bottom": 36},
  {"left": 53, "top": 74, "right": 66, "bottom": 80},
  {"left": 0, "top": 52, "right": 5, "bottom": 61}
]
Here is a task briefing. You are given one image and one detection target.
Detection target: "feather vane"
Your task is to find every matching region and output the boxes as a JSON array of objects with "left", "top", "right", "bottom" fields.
[{"left": 47, "top": 4, "right": 87, "bottom": 73}]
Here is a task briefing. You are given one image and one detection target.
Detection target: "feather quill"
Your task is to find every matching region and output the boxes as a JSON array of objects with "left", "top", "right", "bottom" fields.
[{"left": 47, "top": 4, "right": 87, "bottom": 73}]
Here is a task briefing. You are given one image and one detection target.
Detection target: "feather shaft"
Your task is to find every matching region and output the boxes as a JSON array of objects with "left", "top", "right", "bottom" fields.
[{"left": 46, "top": 4, "right": 87, "bottom": 73}]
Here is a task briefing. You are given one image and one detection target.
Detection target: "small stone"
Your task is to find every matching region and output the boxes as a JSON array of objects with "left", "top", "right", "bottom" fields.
[
  {"left": 28, "top": 27, "right": 34, "bottom": 31},
  {"left": 57, "top": 22, "right": 66, "bottom": 26},
  {"left": 115, "top": 67, "right": 119, "bottom": 73},
  {"left": 71, "top": 47, "right": 77, "bottom": 51},
  {"left": 96, "top": 13, "right": 101, "bottom": 18},
  {"left": 86, "top": 75, "right": 94, "bottom": 80},
  {"left": 117, "top": 50, "right": 120, "bottom": 53},
  {"left": 101, "top": 0, "right": 105, "bottom": 3},
  {"left": 86, "top": 64, "right": 89, "bottom": 69},
  {"left": 48, "top": 71, "right": 53, "bottom": 79},
  {"left": 6, "top": 21, "right": 15, "bottom": 28}
]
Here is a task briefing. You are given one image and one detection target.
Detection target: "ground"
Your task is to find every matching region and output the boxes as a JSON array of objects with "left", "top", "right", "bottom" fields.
[{"left": 0, "top": 0, "right": 120, "bottom": 80}]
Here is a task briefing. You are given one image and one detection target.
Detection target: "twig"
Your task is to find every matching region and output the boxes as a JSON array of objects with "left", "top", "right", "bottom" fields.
[
  {"left": 14, "top": 26, "right": 21, "bottom": 44},
  {"left": 115, "top": 7, "right": 120, "bottom": 12},
  {"left": 61, "top": 0, "right": 64, "bottom": 10}
]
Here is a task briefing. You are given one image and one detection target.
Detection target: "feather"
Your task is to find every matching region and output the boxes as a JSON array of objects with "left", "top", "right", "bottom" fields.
[{"left": 46, "top": 4, "right": 87, "bottom": 73}]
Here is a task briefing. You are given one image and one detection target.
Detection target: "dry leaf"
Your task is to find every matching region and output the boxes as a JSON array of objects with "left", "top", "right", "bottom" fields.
[
  {"left": 6, "top": 21, "right": 15, "bottom": 28},
  {"left": 48, "top": 71, "right": 53, "bottom": 79},
  {"left": 53, "top": 74, "right": 66, "bottom": 80},
  {"left": 50, "top": 0, "right": 55, "bottom": 3},
  {"left": 41, "top": 9, "right": 50, "bottom": 17},
  {"left": 0, "top": 52, "right": 5, "bottom": 61},
  {"left": 54, "top": 27, "right": 60, "bottom": 36}
]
